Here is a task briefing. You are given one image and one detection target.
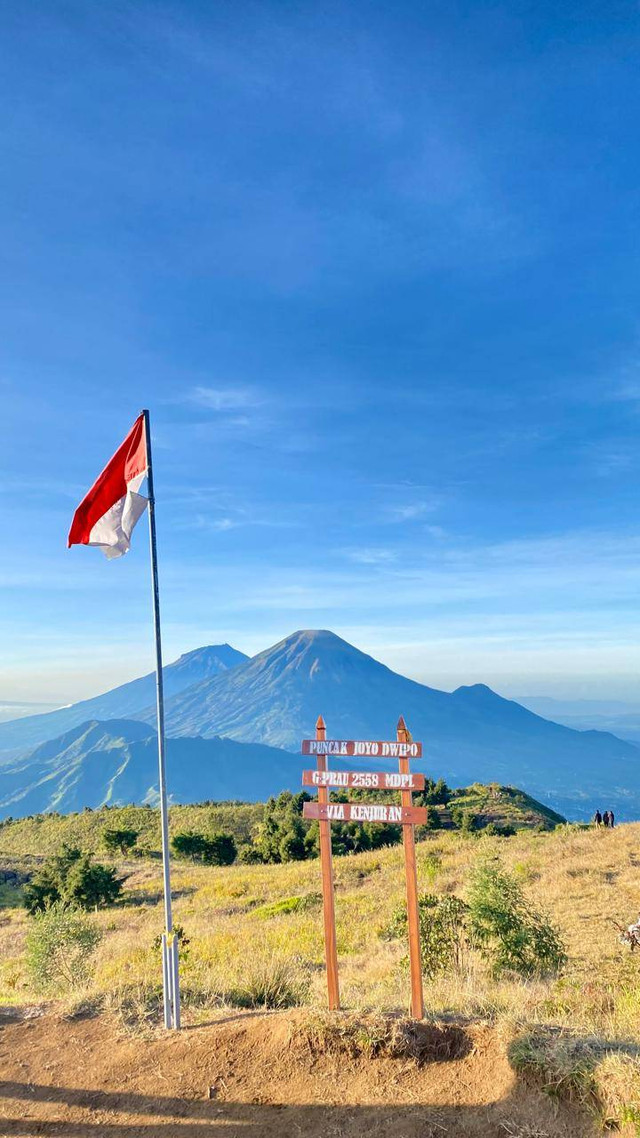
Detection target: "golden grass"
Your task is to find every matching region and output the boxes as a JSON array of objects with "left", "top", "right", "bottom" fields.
[{"left": 3, "top": 822, "right": 640, "bottom": 1126}]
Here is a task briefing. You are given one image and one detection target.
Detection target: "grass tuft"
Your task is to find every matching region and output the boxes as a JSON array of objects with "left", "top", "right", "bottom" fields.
[
  {"left": 252, "top": 893, "right": 322, "bottom": 920},
  {"left": 228, "top": 954, "right": 309, "bottom": 1009}
]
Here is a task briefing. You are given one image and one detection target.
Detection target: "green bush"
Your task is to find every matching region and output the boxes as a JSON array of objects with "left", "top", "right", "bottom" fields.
[
  {"left": 25, "top": 902, "right": 102, "bottom": 993},
  {"left": 171, "top": 830, "right": 237, "bottom": 865},
  {"left": 102, "top": 828, "right": 139, "bottom": 856},
  {"left": 383, "top": 857, "right": 565, "bottom": 982},
  {"left": 23, "top": 845, "right": 123, "bottom": 913},
  {"left": 467, "top": 857, "right": 566, "bottom": 977},
  {"left": 255, "top": 792, "right": 312, "bottom": 863},
  {"left": 482, "top": 822, "right": 516, "bottom": 838},
  {"left": 237, "top": 844, "right": 264, "bottom": 865},
  {"left": 450, "top": 807, "right": 479, "bottom": 834},
  {"left": 382, "top": 893, "right": 468, "bottom": 979}
]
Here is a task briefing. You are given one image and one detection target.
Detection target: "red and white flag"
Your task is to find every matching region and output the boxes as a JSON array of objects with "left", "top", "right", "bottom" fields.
[{"left": 68, "top": 414, "right": 149, "bottom": 559}]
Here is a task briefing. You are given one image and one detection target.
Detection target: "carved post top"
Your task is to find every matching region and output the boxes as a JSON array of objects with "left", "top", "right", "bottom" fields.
[{"left": 397, "top": 715, "right": 409, "bottom": 743}]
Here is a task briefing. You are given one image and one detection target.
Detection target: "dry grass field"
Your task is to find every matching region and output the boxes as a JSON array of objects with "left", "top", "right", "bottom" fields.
[{"left": 2, "top": 821, "right": 640, "bottom": 1132}]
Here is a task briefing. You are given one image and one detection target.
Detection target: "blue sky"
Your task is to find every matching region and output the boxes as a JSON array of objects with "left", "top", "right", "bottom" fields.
[{"left": 1, "top": 0, "right": 640, "bottom": 704}]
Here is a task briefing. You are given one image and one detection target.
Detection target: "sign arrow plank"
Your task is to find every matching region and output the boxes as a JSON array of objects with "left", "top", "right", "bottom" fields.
[
  {"left": 302, "top": 770, "right": 425, "bottom": 790},
  {"left": 303, "top": 802, "right": 428, "bottom": 825},
  {"left": 302, "top": 739, "right": 423, "bottom": 758}
]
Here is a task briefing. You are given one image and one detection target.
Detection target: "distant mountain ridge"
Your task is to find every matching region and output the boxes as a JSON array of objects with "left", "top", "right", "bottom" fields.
[
  {"left": 517, "top": 695, "right": 640, "bottom": 744},
  {"left": 1, "top": 629, "right": 639, "bottom": 821},
  {"left": 0, "top": 718, "right": 299, "bottom": 816},
  {"left": 0, "top": 644, "right": 248, "bottom": 758}
]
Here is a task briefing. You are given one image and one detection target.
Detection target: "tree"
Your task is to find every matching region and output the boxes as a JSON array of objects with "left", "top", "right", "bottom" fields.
[
  {"left": 255, "top": 792, "right": 312, "bottom": 863},
  {"left": 103, "top": 828, "right": 139, "bottom": 857},
  {"left": 171, "top": 830, "right": 237, "bottom": 865},
  {"left": 467, "top": 857, "right": 566, "bottom": 977},
  {"left": 278, "top": 817, "right": 307, "bottom": 862},
  {"left": 419, "top": 779, "right": 452, "bottom": 806},
  {"left": 23, "top": 845, "right": 123, "bottom": 914}
]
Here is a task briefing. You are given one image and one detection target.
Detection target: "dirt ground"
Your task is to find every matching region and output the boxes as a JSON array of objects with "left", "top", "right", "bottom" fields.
[{"left": 0, "top": 1007, "right": 596, "bottom": 1138}]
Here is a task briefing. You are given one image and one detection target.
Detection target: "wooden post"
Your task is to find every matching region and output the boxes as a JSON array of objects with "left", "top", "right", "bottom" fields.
[
  {"left": 397, "top": 715, "right": 424, "bottom": 1019},
  {"left": 315, "top": 715, "right": 340, "bottom": 1010}
]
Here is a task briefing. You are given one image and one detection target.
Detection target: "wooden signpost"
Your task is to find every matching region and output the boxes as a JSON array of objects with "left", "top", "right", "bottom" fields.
[
  {"left": 303, "top": 802, "right": 426, "bottom": 824},
  {"left": 312, "top": 715, "right": 340, "bottom": 1010},
  {"left": 302, "top": 770, "right": 425, "bottom": 790},
  {"left": 301, "top": 715, "right": 425, "bottom": 1019}
]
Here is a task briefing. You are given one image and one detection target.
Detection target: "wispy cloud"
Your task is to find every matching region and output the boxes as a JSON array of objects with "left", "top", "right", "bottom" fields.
[
  {"left": 189, "top": 386, "right": 264, "bottom": 412},
  {"left": 386, "top": 500, "right": 438, "bottom": 522}
]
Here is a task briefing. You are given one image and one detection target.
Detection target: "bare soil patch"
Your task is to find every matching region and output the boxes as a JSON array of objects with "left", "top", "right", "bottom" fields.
[{"left": 0, "top": 1008, "right": 596, "bottom": 1137}]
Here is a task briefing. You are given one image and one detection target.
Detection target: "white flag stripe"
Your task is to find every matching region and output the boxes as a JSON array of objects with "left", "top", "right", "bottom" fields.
[{"left": 87, "top": 471, "right": 148, "bottom": 559}]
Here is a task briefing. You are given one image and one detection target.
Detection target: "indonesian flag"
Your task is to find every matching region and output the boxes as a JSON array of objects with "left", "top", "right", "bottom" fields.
[{"left": 68, "top": 414, "right": 149, "bottom": 559}]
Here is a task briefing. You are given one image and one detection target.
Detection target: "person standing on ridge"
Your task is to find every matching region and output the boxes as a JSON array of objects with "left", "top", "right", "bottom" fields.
[{"left": 593, "top": 810, "right": 602, "bottom": 826}]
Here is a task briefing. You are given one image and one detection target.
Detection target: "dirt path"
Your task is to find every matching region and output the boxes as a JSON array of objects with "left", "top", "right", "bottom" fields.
[{"left": 0, "top": 1009, "right": 595, "bottom": 1137}]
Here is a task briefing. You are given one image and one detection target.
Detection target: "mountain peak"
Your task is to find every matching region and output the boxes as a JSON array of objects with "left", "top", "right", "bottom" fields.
[
  {"left": 172, "top": 644, "right": 248, "bottom": 672},
  {"left": 279, "top": 629, "right": 352, "bottom": 649},
  {"left": 250, "top": 629, "right": 384, "bottom": 682},
  {"left": 268, "top": 629, "right": 373, "bottom": 660},
  {"left": 0, "top": 642, "right": 249, "bottom": 757},
  {"left": 452, "top": 683, "right": 499, "bottom": 700}
]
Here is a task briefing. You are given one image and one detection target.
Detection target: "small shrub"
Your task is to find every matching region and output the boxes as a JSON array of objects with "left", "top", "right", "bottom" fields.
[
  {"left": 482, "top": 822, "right": 516, "bottom": 838},
  {"left": 467, "top": 857, "right": 566, "bottom": 977},
  {"left": 382, "top": 893, "right": 468, "bottom": 979},
  {"left": 25, "top": 903, "right": 102, "bottom": 993},
  {"left": 421, "top": 852, "right": 442, "bottom": 886},
  {"left": 237, "top": 844, "right": 264, "bottom": 865},
  {"left": 151, "top": 923, "right": 190, "bottom": 966},
  {"left": 171, "top": 830, "right": 237, "bottom": 865},
  {"left": 419, "top": 779, "right": 452, "bottom": 806},
  {"left": 451, "top": 808, "right": 479, "bottom": 835}
]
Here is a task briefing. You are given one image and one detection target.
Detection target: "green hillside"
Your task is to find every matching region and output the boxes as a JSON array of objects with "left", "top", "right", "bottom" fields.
[
  {"left": 449, "top": 782, "right": 565, "bottom": 830},
  {"left": 0, "top": 800, "right": 262, "bottom": 862},
  {"left": 0, "top": 782, "right": 564, "bottom": 866}
]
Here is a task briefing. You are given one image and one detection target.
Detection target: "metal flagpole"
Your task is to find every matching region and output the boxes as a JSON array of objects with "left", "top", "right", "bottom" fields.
[{"left": 142, "top": 408, "right": 180, "bottom": 1030}]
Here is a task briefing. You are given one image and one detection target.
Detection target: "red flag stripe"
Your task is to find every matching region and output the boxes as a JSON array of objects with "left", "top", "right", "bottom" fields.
[{"left": 68, "top": 414, "right": 148, "bottom": 547}]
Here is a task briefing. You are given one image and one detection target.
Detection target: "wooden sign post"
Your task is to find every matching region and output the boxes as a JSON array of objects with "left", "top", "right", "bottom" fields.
[
  {"left": 301, "top": 716, "right": 426, "bottom": 1019},
  {"left": 314, "top": 715, "right": 340, "bottom": 1010},
  {"left": 397, "top": 715, "right": 424, "bottom": 1020}
]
